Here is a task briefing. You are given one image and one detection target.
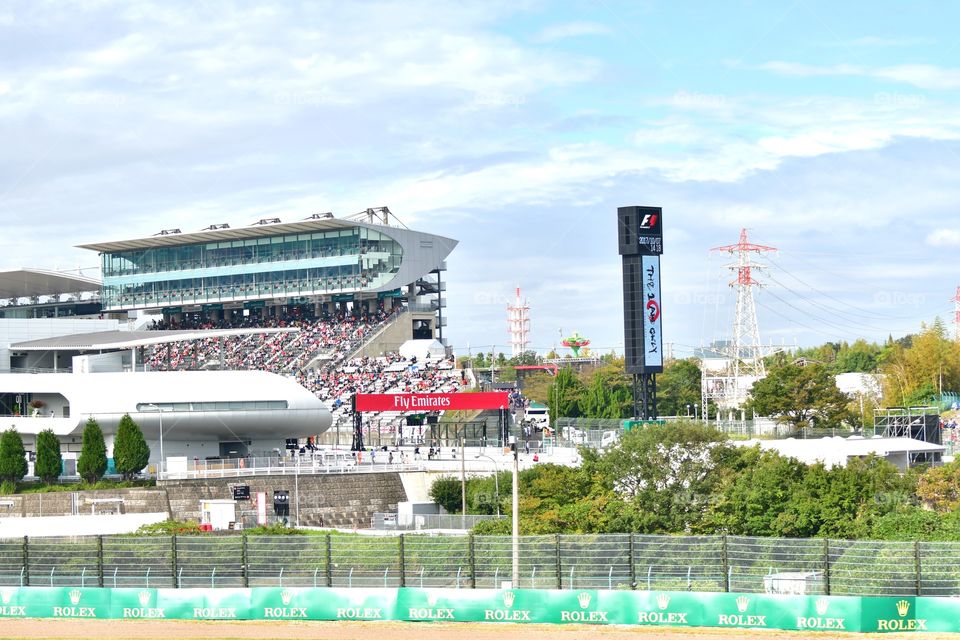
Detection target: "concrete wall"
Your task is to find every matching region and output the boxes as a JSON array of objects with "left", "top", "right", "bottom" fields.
[
  {"left": 0, "top": 487, "right": 170, "bottom": 518},
  {"left": 0, "top": 512, "right": 168, "bottom": 537},
  {"left": 352, "top": 311, "right": 436, "bottom": 358},
  {"left": 0, "top": 472, "right": 411, "bottom": 531},
  {"left": 162, "top": 472, "right": 408, "bottom": 529}
]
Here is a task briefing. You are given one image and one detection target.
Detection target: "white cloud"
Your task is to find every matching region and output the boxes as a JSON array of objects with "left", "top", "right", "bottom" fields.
[
  {"left": 926, "top": 228, "right": 960, "bottom": 247},
  {"left": 534, "top": 21, "right": 611, "bottom": 43},
  {"left": 759, "top": 60, "right": 960, "bottom": 90}
]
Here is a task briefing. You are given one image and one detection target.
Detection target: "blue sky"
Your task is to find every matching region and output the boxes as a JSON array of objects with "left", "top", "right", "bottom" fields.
[{"left": 1, "top": 1, "right": 959, "bottom": 357}]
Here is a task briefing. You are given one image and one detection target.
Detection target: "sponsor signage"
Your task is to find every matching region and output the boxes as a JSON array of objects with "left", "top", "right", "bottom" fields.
[
  {"left": 377, "top": 289, "right": 404, "bottom": 299},
  {"left": 331, "top": 294, "right": 354, "bottom": 302},
  {"left": 1, "top": 587, "right": 959, "bottom": 631},
  {"left": 640, "top": 255, "right": 663, "bottom": 371},
  {"left": 355, "top": 392, "right": 508, "bottom": 413},
  {"left": 202, "top": 303, "right": 223, "bottom": 311},
  {"left": 244, "top": 300, "right": 266, "bottom": 309}
]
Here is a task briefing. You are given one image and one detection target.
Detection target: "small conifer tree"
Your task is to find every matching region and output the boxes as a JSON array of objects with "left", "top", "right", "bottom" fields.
[
  {"left": 0, "top": 428, "right": 27, "bottom": 484},
  {"left": 34, "top": 428, "right": 62, "bottom": 484},
  {"left": 113, "top": 413, "right": 150, "bottom": 480},
  {"left": 77, "top": 418, "right": 107, "bottom": 484}
]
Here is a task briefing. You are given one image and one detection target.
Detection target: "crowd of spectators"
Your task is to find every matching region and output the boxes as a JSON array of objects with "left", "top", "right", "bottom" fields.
[
  {"left": 147, "top": 308, "right": 391, "bottom": 375},
  {"left": 146, "top": 307, "right": 464, "bottom": 425},
  {"left": 299, "top": 351, "right": 462, "bottom": 425}
]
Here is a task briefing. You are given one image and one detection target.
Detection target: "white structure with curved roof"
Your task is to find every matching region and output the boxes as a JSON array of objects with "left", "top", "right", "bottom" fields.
[{"left": 0, "top": 370, "right": 331, "bottom": 464}]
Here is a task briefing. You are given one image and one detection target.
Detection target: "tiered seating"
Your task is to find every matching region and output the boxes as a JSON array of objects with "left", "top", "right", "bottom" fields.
[{"left": 146, "top": 309, "right": 464, "bottom": 433}]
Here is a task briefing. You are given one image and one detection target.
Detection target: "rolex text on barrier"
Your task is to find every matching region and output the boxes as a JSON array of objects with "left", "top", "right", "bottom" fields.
[
  {"left": 5, "top": 586, "right": 960, "bottom": 631},
  {"left": 354, "top": 392, "right": 509, "bottom": 412}
]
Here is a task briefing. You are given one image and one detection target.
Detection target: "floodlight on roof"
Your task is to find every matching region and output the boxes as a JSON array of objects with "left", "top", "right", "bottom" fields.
[
  {"left": 252, "top": 218, "right": 282, "bottom": 225},
  {"left": 306, "top": 212, "right": 334, "bottom": 220},
  {"left": 203, "top": 223, "right": 231, "bottom": 230},
  {"left": 155, "top": 228, "right": 182, "bottom": 235}
]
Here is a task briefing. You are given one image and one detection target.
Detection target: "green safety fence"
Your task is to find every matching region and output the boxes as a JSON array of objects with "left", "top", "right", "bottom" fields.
[{"left": 0, "top": 586, "right": 957, "bottom": 632}]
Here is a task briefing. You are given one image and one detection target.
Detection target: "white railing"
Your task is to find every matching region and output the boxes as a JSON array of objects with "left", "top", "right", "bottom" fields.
[{"left": 158, "top": 455, "right": 424, "bottom": 481}]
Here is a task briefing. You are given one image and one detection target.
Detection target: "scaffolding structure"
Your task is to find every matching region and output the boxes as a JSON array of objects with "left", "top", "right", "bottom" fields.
[{"left": 875, "top": 406, "right": 942, "bottom": 446}]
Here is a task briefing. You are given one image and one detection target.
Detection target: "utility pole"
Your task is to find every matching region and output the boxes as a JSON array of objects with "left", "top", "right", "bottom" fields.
[
  {"left": 952, "top": 286, "right": 960, "bottom": 342},
  {"left": 511, "top": 437, "right": 519, "bottom": 588},
  {"left": 460, "top": 436, "right": 467, "bottom": 528}
]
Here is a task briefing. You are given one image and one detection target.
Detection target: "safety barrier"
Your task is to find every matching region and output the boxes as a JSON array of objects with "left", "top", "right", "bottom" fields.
[
  {"left": 4, "top": 534, "right": 960, "bottom": 596},
  {"left": 0, "top": 586, "right": 957, "bottom": 632}
]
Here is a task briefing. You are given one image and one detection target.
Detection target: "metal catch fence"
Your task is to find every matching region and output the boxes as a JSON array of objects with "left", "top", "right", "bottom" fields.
[{"left": 0, "top": 533, "right": 958, "bottom": 596}]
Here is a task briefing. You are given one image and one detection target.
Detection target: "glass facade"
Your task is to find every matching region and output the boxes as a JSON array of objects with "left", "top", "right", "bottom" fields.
[{"left": 100, "top": 226, "right": 402, "bottom": 310}]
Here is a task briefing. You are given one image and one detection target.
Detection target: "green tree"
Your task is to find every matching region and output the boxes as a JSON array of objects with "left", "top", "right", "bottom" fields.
[
  {"left": 581, "top": 364, "right": 632, "bottom": 419},
  {"left": 547, "top": 366, "right": 584, "bottom": 420},
  {"left": 747, "top": 363, "right": 850, "bottom": 429},
  {"left": 705, "top": 447, "right": 809, "bottom": 536},
  {"left": 0, "top": 428, "right": 28, "bottom": 484},
  {"left": 881, "top": 320, "right": 960, "bottom": 405},
  {"left": 833, "top": 339, "right": 881, "bottom": 373},
  {"left": 658, "top": 358, "right": 702, "bottom": 416},
  {"left": 584, "top": 421, "right": 736, "bottom": 533},
  {"left": 34, "top": 428, "right": 62, "bottom": 484},
  {"left": 778, "top": 456, "right": 910, "bottom": 539},
  {"left": 916, "top": 460, "right": 960, "bottom": 512},
  {"left": 77, "top": 417, "right": 108, "bottom": 484},
  {"left": 113, "top": 413, "right": 150, "bottom": 480},
  {"left": 429, "top": 476, "right": 463, "bottom": 513}
]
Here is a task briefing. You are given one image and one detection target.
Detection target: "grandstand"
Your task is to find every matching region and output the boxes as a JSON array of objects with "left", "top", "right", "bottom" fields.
[
  {"left": 76, "top": 207, "right": 454, "bottom": 343},
  {"left": 0, "top": 208, "right": 466, "bottom": 470}
]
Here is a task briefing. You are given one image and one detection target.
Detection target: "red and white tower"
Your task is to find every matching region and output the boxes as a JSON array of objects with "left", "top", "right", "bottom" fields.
[
  {"left": 952, "top": 286, "right": 960, "bottom": 342},
  {"left": 507, "top": 286, "right": 531, "bottom": 357},
  {"left": 708, "top": 229, "right": 777, "bottom": 407}
]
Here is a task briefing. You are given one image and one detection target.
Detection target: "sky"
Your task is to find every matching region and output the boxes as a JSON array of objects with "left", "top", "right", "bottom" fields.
[{"left": 1, "top": 0, "right": 959, "bottom": 358}]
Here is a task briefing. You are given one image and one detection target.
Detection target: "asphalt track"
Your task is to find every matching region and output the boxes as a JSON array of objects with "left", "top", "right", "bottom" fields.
[{"left": 2, "top": 619, "right": 960, "bottom": 640}]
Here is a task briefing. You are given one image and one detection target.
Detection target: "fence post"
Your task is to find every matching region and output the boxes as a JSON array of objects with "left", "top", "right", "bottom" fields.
[
  {"left": 823, "top": 538, "right": 831, "bottom": 596},
  {"left": 628, "top": 535, "right": 635, "bottom": 590},
  {"left": 721, "top": 535, "right": 729, "bottom": 592},
  {"left": 22, "top": 536, "right": 29, "bottom": 587},
  {"left": 171, "top": 535, "right": 178, "bottom": 589},
  {"left": 242, "top": 535, "right": 249, "bottom": 588},
  {"left": 97, "top": 536, "right": 104, "bottom": 587},
  {"left": 399, "top": 534, "right": 406, "bottom": 587},
  {"left": 915, "top": 541, "right": 922, "bottom": 596},
  {"left": 325, "top": 534, "right": 333, "bottom": 587},
  {"left": 555, "top": 534, "right": 562, "bottom": 589},
  {"left": 469, "top": 534, "right": 476, "bottom": 589}
]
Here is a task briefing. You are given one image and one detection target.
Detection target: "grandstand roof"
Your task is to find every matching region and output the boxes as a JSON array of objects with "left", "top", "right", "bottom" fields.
[
  {"left": 77, "top": 217, "right": 374, "bottom": 253},
  {"left": 11, "top": 327, "right": 296, "bottom": 351},
  {"left": 0, "top": 268, "right": 100, "bottom": 298}
]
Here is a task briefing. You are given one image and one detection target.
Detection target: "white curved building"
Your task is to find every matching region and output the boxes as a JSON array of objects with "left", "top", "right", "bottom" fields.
[{"left": 0, "top": 370, "right": 331, "bottom": 463}]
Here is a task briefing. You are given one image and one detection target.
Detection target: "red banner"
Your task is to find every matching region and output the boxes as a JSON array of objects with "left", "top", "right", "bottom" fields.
[{"left": 354, "top": 392, "right": 509, "bottom": 412}]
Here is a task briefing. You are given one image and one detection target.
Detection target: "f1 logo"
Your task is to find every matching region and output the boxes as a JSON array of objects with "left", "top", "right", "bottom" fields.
[{"left": 639, "top": 213, "right": 658, "bottom": 229}]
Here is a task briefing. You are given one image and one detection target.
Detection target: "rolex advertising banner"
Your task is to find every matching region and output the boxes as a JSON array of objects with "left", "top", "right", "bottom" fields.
[
  {"left": 915, "top": 596, "right": 960, "bottom": 633},
  {"left": 249, "top": 587, "right": 397, "bottom": 621},
  {"left": 0, "top": 586, "right": 111, "bottom": 619},
  {"left": 155, "top": 588, "right": 251, "bottom": 620},
  {"left": 2, "top": 586, "right": 960, "bottom": 632}
]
